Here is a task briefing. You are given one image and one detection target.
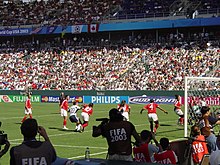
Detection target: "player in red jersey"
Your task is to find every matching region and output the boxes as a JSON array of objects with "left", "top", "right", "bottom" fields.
[
  {"left": 21, "top": 94, "right": 33, "bottom": 123},
  {"left": 151, "top": 137, "right": 178, "bottom": 164},
  {"left": 174, "top": 95, "right": 184, "bottom": 125},
  {"left": 81, "top": 103, "right": 93, "bottom": 132},
  {"left": 117, "top": 100, "right": 131, "bottom": 121},
  {"left": 61, "top": 95, "right": 70, "bottom": 130},
  {"left": 140, "top": 99, "right": 168, "bottom": 133},
  {"left": 59, "top": 92, "right": 65, "bottom": 113}
]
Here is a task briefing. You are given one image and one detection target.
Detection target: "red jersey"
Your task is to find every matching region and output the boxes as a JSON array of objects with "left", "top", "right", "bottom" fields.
[
  {"left": 61, "top": 100, "right": 68, "bottom": 111},
  {"left": 192, "top": 135, "right": 208, "bottom": 164},
  {"left": 152, "top": 150, "right": 178, "bottom": 164},
  {"left": 117, "top": 104, "right": 130, "bottom": 112},
  {"left": 174, "top": 100, "right": 181, "bottom": 110},
  {"left": 133, "top": 143, "right": 151, "bottom": 162},
  {"left": 25, "top": 98, "right": 31, "bottom": 109},
  {"left": 82, "top": 106, "right": 93, "bottom": 115},
  {"left": 144, "top": 103, "right": 159, "bottom": 114}
]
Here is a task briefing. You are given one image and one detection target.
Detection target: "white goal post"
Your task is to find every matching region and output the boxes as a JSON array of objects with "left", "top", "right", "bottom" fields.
[{"left": 184, "top": 76, "right": 220, "bottom": 137}]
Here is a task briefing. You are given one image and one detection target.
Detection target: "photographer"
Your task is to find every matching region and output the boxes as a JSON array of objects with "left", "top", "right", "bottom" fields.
[
  {"left": 92, "top": 108, "right": 141, "bottom": 161},
  {"left": 10, "top": 118, "right": 56, "bottom": 165},
  {"left": 0, "top": 140, "right": 10, "bottom": 158}
]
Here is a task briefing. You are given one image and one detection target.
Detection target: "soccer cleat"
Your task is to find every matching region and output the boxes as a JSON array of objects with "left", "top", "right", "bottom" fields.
[{"left": 63, "top": 126, "right": 68, "bottom": 130}]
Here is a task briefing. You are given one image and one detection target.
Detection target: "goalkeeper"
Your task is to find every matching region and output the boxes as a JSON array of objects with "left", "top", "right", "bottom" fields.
[{"left": 140, "top": 99, "right": 168, "bottom": 134}]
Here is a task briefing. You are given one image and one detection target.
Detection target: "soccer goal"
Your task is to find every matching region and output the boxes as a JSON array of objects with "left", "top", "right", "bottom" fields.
[{"left": 184, "top": 77, "right": 220, "bottom": 137}]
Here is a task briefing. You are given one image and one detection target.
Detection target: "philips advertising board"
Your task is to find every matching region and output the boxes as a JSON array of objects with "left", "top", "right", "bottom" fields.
[
  {"left": 129, "top": 96, "right": 176, "bottom": 104},
  {"left": 83, "top": 96, "right": 129, "bottom": 104}
]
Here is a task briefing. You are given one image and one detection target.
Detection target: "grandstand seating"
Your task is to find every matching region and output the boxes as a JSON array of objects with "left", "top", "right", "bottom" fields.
[
  {"left": 0, "top": 0, "right": 122, "bottom": 26},
  {"left": 0, "top": 45, "right": 219, "bottom": 90}
]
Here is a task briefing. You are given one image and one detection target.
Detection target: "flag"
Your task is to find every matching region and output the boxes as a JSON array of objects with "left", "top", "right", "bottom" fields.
[
  {"left": 47, "top": 26, "right": 57, "bottom": 34},
  {"left": 61, "top": 27, "right": 66, "bottom": 38},
  {"left": 72, "top": 25, "right": 83, "bottom": 34},
  {"left": 88, "top": 24, "right": 99, "bottom": 33},
  {"left": 31, "top": 27, "right": 42, "bottom": 34}
]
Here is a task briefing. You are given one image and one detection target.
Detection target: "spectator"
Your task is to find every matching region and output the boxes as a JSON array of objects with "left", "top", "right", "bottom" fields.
[
  {"left": 133, "top": 130, "right": 161, "bottom": 163},
  {"left": 190, "top": 125, "right": 209, "bottom": 164},
  {"left": 10, "top": 118, "right": 57, "bottom": 165},
  {"left": 198, "top": 106, "right": 217, "bottom": 153},
  {"left": 151, "top": 137, "right": 178, "bottom": 164},
  {"left": 92, "top": 108, "right": 141, "bottom": 161},
  {"left": 209, "top": 135, "right": 220, "bottom": 165}
]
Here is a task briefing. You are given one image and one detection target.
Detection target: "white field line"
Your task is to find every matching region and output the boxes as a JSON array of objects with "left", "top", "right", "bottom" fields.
[
  {"left": 9, "top": 120, "right": 177, "bottom": 142},
  {"left": 68, "top": 151, "right": 108, "bottom": 159}
]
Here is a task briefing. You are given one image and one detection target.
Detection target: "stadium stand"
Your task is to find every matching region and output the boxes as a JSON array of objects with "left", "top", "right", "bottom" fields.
[
  {"left": 0, "top": 44, "right": 219, "bottom": 90},
  {"left": 0, "top": 0, "right": 122, "bottom": 26}
]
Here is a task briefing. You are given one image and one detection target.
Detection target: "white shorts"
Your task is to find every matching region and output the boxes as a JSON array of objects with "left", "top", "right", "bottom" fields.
[
  {"left": 81, "top": 112, "right": 89, "bottom": 122},
  {"left": 61, "top": 109, "right": 68, "bottom": 117},
  {"left": 122, "top": 112, "right": 129, "bottom": 121},
  {"left": 25, "top": 108, "right": 32, "bottom": 115},
  {"left": 148, "top": 113, "right": 158, "bottom": 122},
  {"left": 175, "top": 109, "right": 184, "bottom": 116}
]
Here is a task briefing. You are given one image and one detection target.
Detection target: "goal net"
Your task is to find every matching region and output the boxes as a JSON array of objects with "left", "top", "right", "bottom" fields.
[{"left": 184, "top": 77, "right": 220, "bottom": 137}]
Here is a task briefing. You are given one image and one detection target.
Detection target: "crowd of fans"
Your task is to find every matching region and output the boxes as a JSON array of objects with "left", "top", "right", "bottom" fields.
[
  {"left": 1, "top": 0, "right": 220, "bottom": 27},
  {"left": 0, "top": 42, "right": 219, "bottom": 91},
  {"left": 0, "top": 0, "right": 121, "bottom": 26}
]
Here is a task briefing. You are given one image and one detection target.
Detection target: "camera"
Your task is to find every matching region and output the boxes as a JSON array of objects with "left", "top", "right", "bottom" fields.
[{"left": 0, "top": 122, "right": 7, "bottom": 145}]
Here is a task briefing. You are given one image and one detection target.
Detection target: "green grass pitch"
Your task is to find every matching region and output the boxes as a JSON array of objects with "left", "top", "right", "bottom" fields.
[{"left": 0, "top": 103, "right": 185, "bottom": 164}]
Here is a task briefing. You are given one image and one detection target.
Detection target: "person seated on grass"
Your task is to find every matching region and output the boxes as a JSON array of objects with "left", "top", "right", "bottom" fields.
[
  {"left": 10, "top": 118, "right": 57, "bottom": 165},
  {"left": 151, "top": 137, "right": 178, "bottom": 164}
]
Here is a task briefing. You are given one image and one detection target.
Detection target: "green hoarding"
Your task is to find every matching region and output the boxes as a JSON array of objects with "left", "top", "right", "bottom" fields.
[{"left": 0, "top": 95, "right": 41, "bottom": 103}]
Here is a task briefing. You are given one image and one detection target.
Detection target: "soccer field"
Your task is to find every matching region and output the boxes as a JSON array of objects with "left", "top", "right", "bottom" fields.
[{"left": 0, "top": 102, "right": 185, "bottom": 164}]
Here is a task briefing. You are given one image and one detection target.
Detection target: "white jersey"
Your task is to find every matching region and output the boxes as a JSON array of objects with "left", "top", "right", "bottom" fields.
[{"left": 69, "top": 105, "right": 81, "bottom": 116}]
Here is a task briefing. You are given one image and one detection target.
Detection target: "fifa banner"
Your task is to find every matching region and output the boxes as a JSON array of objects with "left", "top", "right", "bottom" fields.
[
  {"left": 0, "top": 95, "right": 41, "bottom": 103},
  {"left": 83, "top": 96, "right": 129, "bottom": 104},
  {"left": 41, "top": 96, "right": 83, "bottom": 103},
  {"left": 129, "top": 96, "right": 177, "bottom": 104}
]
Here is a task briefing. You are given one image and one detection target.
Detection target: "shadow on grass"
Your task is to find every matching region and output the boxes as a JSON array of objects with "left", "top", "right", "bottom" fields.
[
  {"left": 160, "top": 124, "right": 173, "bottom": 126},
  {"left": 48, "top": 127, "right": 76, "bottom": 132},
  {"left": 156, "top": 127, "right": 184, "bottom": 135},
  {"left": 50, "top": 112, "right": 60, "bottom": 114}
]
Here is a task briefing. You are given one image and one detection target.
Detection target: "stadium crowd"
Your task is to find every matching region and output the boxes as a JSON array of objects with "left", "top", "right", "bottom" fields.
[
  {"left": 1, "top": 0, "right": 220, "bottom": 27},
  {"left": 0, "top": 43, "right": 219, "bottom": 90},
  {"left": 0, "top": 0, "right": 122, "bottom": 26}
]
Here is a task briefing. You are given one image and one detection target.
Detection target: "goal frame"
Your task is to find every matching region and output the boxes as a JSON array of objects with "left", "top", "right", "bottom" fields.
[{"left": 184, "top": 76, "right": 220, "bottom": 137}]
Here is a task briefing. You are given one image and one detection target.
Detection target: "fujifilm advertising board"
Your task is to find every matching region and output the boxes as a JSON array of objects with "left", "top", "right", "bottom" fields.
[{"left": 0, "top": 95, "right": 41, "bottom": 103}]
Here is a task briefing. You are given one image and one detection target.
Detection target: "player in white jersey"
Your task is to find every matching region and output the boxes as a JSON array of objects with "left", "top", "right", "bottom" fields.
[{"left": 68, "top": 100, "right": 82, "bottom": 132}]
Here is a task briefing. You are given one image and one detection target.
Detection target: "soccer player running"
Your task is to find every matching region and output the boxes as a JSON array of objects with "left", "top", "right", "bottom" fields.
[
  {"left": 21, "top": 93, "right": 33, "bottom": 123},
  {"left": 117, "top": 100, "right": 131, "bottom": 121},
  {"left": 68, "top": 100, "right": 82, "bottom": 132},
  {"left": 174, "top": 95, "right": 184, "bottom": 125},
  {"left": 81, "top": 103, "right": 93, "bottom": 132},
  {"left": 140, "top": 99, "right": 168, "bottom": 133},
  {"left": 61, "top": 95, "right": 70, "bottom": 130}
]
